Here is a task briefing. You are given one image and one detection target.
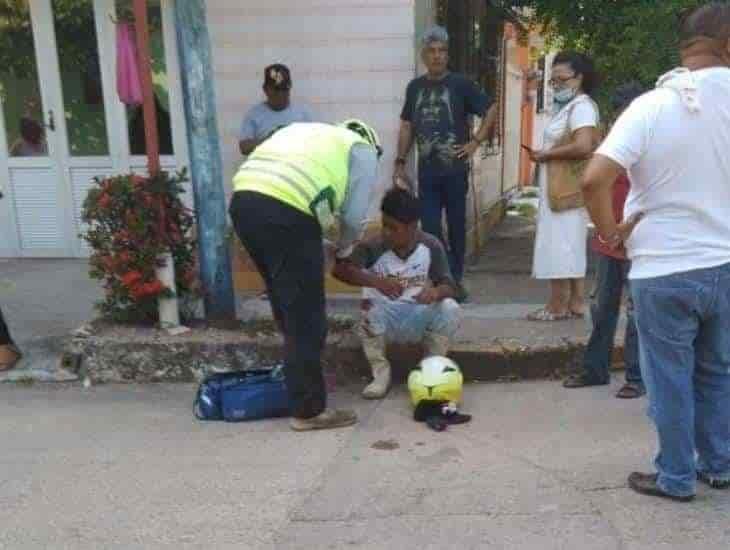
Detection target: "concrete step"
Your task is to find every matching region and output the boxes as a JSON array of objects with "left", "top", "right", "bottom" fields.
[{"left": 61, "top": 301, "right": 627, "bottom": 385}]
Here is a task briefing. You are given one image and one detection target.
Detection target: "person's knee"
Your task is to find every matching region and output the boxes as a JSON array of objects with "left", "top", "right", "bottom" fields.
[{"left": 429, "top": 298, "right": 462, "bottom": 336}]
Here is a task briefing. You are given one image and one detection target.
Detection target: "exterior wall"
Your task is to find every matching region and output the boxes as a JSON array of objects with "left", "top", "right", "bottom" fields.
[
  {"left": 205, "top": 0, "right": 415, "bottom": 201},
  {"left": 205, "top": 0, "right": 417, "bottom": 292}
]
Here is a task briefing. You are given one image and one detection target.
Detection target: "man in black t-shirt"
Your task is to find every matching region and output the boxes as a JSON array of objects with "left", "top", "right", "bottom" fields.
[
  {"left": 333, "top": 188, "right": 462, "bottom": 399},
  {"left": 394, "top": 26, "right": 499, "bottom": 301}
]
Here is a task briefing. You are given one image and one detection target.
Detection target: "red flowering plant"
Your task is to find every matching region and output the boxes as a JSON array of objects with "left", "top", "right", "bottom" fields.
[{"left": 81, "top": 170, "right": 199, "bottom": 323}]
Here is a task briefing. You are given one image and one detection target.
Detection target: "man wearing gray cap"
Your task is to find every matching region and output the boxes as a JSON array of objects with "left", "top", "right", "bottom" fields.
[{"left": 394, "top": 26, "right": 498, "bottom": 302}]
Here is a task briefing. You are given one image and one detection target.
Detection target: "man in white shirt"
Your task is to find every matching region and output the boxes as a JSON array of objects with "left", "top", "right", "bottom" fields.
[{"left": 582, "top": 3, "right": 730, "bottom": 501}]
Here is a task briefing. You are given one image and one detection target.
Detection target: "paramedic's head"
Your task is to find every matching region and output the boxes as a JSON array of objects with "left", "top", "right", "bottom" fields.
[
  {"left": 381, "top": 187, "right": 420, "bottom": 254},
  {"left": 263, "top": 64, "right": 292, "bottom": 111},
  {"left": 421, "top": 26, "right": 449, "bottom": 78},
  {"left": 678, "top": 3, "right": 730, "bottom": 66}
]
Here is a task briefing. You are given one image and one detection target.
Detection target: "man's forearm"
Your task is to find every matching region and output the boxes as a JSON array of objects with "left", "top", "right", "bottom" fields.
[
  {"left": 396, "top": 120, "right": 414, "bottom": 159},
  {"left": 475, "top": 103, "right": 498, "bottom": 143},
  {"left": 582, "top": 154, "right": 623, "bottom": 240}
]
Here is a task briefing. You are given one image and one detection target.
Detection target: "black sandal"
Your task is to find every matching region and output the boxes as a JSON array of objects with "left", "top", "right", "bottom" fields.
[
  {"left": 562, "top": 373, "right": 609, "bottom": 388},
  {"left": 616, "top": 383, "right": 646, "bottom": 399}
]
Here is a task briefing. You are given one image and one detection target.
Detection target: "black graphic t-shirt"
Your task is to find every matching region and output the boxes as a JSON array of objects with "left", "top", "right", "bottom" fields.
[{"left": 401, "top": 72, "right": 491, "bottom": 177}]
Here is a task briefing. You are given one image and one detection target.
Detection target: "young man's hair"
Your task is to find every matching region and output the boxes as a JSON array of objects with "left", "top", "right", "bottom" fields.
[
  {"left": 381, "top": 187, "right": 420, "bottom": 224},
  {"left": 679, "top": 3, "right": 730, "bottom": 48}
]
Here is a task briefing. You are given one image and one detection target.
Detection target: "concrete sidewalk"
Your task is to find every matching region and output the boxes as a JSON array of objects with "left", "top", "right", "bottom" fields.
[
  {"left": 1, "top": 380, "right": 727, "bottom": 549},
  {"left": 1, "top": 215, "right": 623, "bottom": 383}
]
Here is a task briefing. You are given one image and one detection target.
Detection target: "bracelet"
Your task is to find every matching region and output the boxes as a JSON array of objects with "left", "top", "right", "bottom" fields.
[{"left": 597, "top": 232, "right": 622, "bottom": 246}]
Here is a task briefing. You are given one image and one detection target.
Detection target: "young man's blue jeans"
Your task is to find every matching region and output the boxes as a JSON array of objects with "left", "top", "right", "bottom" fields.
[
  {"left": 419, "top": 172, "right": 468, "bottom": 282},
  {"left": 583, "top": 254, "right": 643, "bottom": 387},
  {"left": 632, "top": 262, "right": 730, "bottom": 497}
]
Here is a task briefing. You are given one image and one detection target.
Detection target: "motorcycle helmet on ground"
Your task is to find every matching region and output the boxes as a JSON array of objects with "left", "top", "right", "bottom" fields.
[
  {"left": 408, "top": 356, "right": 471, "bottom": 431},
  {"left": 340, "top": 119, "right": 383, "bottom": 159}
]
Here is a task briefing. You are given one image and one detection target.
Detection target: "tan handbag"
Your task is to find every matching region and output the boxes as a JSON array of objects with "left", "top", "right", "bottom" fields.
[{"left": 547, "top": 99, "right": 601, "bottom": 212}]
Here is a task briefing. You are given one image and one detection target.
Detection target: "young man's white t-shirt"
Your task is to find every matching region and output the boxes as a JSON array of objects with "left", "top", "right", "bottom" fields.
[{"left": 596, "top": 67, "right": 730, "bottom": 280}]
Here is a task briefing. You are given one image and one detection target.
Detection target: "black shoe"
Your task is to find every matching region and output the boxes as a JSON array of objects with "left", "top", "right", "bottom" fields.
[
  {"left": 628, "top": 472, "right": 695, "bottom": 502},
  {"left": 562, "top": 373, "right": 609, "bottom": 389},
  {"left": 455, "top": 283, "right": 470, "bottom": 304},
  {"left": 697, "top": 471, "right": 730, "bottom": 490}
]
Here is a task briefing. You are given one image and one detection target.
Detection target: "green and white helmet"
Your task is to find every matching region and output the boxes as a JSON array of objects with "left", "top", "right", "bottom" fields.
[{"left": 340, "top": 119, "right": 383, "bottom": 158}]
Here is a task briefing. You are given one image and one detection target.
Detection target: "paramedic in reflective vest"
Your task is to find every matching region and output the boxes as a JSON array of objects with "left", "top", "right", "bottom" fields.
[{"left": 229, "top": 120, "right": 382, "bottom": 432}]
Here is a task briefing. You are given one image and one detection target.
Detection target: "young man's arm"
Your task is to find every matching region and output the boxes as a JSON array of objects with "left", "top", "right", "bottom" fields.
[
  {"left": 332, "top": 255, "right": 404, "bottom": 300},
  {"left": 415, "top": 236, "right": 457, "bottom": 304}
]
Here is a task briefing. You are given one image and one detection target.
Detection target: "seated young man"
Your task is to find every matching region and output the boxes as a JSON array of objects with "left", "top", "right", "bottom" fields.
[{"left": 333, "top": 188, "right": 462, "bottom": 399}]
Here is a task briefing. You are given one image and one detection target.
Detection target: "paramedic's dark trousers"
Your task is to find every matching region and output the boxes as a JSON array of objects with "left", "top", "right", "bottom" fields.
[{"left": 230, "top": 191, "right": 327, "bottom": 419}]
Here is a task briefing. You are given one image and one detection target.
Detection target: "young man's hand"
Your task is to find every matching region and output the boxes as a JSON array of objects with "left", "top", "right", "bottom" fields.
[
  {"left": 376, "top": 277, "right": 405, "bottom": 300},
  {"left": 415, "top": 286, "right": 441, "bottom": 305}
]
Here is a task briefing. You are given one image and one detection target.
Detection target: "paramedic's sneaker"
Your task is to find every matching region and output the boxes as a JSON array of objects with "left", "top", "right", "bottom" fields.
[{"left": 290, "top": 408, "right": 358, "bottom": 432}]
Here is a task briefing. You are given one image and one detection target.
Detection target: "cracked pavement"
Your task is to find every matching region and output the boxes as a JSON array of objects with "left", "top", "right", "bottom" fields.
[{"left": 2, "top": 379, "right": 729, "bottom": 549}]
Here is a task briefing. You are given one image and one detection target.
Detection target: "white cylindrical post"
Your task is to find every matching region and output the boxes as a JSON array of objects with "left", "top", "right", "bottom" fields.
[{"left": 156, "top": 251, "right": 181, "bottom": 330}]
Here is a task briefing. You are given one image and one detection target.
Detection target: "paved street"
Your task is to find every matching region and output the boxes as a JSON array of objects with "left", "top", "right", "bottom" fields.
[{"left": 1, "top": 380, "right": 729, "bottom": 549}]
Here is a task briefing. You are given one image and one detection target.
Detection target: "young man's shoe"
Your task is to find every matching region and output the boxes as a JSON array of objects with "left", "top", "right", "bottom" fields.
[
  {"left": 697, "top": 471, "right": 730, "bottom": 490},
  {"left": 290, "top": 409, "right": 358, "bottom": 432},
  {"left": 627, "top": 472, "right": 695, "bottom": 502}
]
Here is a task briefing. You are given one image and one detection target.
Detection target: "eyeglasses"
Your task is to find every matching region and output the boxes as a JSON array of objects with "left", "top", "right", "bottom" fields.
[{"left": 548, "top": 74, "right": 577, "bottom": 88}]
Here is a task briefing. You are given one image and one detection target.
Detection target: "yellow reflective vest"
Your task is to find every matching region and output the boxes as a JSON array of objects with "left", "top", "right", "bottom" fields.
[{"left": 232, "top": 123, "right": 369, "bottom": 228}]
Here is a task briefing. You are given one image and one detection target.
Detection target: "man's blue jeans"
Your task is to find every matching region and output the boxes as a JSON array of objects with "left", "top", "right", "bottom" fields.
[
  {"left": 583, "top": 255, "right": 642, "bottom": 387},
  {"left": 632, "top": 262, "right": 730, "bottom": 497},
  {"left": 419, "top": 172, "right": 468, "bottom": 282}
]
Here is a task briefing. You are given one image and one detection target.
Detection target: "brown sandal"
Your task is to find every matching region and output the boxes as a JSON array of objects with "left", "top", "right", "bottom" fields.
[{"left": 0, "top": 345, "right": 22, "bottom": 372}]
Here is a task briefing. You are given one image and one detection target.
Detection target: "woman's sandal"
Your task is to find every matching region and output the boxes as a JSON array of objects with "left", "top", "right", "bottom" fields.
[
  {"left": 615, "top": 382, "right": 646, "bottom": 399},
  {"left": 0, "top": 345, "right": 22, "bottom": 372},
  {"left": 527, "top": 308, "right": 570, "bottom": 322}
]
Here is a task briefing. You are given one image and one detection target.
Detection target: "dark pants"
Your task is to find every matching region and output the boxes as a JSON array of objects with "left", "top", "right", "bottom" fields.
[
  {"left": 419, "top": 172, "right": 469, "bottom": 282},
  {"left": 229, "top": 191, "right": 327, "bottom": 419},
  {"left": 583, "top": 254, "right": 642, "bottom": 386},
  {"left": 0, "top": 306, "right": 13, "bottom": 346}
]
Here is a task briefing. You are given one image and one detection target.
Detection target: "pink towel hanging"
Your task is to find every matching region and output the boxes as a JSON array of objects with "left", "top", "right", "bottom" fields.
[{"left": 116, "top": 22, "right": 143, "bottom": 105}]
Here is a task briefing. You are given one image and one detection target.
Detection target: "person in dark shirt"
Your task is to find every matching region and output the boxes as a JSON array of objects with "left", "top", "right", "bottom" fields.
[
  {"left": 563, "top": 82, "right": 647, "bottom": 398},
  {"left": 333, "top": 188, "right": 461, "bottom": 399},
  {"left": 394, "top": 25, "right": 498, "bottom": 301}
]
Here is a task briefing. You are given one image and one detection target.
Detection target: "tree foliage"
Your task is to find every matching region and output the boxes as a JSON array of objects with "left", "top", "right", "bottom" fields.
[{"left": 495, "top": 0, "right": 707, "bottom": 109}]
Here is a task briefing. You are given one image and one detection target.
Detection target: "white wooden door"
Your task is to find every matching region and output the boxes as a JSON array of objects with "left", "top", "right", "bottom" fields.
[{"left": 0, "top": 0, "right": 189, "bottom": 259}]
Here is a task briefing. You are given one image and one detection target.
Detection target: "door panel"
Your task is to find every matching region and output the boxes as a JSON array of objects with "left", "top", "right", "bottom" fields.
[{"left": 9, "top": 166, "right": 66, "bottom": 255}]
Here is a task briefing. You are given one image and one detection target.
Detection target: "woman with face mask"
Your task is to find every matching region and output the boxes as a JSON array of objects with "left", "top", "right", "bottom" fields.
[{"left": 527, "top": 51, "right": 601, "bottom": 321}]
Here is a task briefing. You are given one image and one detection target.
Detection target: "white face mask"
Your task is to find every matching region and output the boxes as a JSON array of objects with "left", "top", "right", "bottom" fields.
[{"left": 554, "top": 87, "right": 578, "bottom": 105}]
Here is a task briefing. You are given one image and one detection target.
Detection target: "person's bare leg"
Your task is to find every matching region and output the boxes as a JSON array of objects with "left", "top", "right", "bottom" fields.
[
  {"left": 569, "top": 278, "right": 586, "bottom": 316},
  {"left": 547, "top": 279, "right": 570, "bottom": 314}
]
